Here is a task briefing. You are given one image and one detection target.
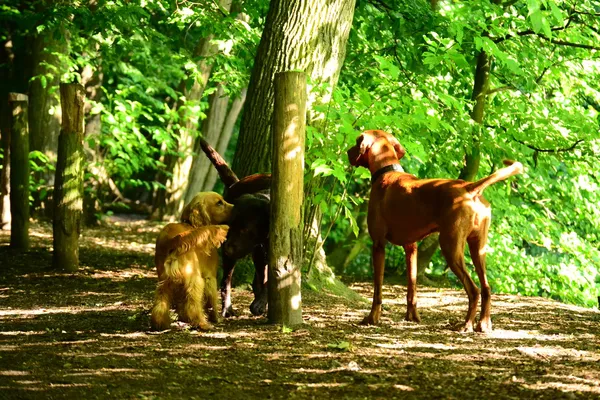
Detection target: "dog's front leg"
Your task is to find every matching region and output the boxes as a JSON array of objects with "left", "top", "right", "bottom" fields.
[
  {"left": 404, "top": 243, "right": 421, "bottom": 323},
  {"left": 220, "top": 255, "right": 236, "bottom": 318},
  {"left": 361, "top": 241, "right": 386, "bottom": 325}
]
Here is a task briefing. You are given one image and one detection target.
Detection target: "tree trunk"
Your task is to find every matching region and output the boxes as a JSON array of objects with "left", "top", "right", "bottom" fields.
[
  {"left": 8, "top": 93, "right": 29, "bottom": 250},
  {"left": 268, "top": 71, "right": 306, "bottom": 327},
  {"left": 184, "top": 84, "right": 229, "bottom": 203},
  {"left": 0, "top": 40, "right": 12, "bottom": 230},
  {"left": 202, "top": 87, "right": 247, "bottom": 191},
  {"left": 232, "top": 0, "right": 356, "bottom": 177},
  {"left": 416, "top": 49, "right": 491, "bottom": 275},
  {"left": 159, "top": 0, "right": 233, "bottom": 217},
  {"left": 53, "top": 84, "right": 85, "bottom": 272},
  {"left": 81, "top": 64, "right": 104, "bottom": 226},
  {"left": 28, "top": 24, "right": 70, "bottom": 214}
]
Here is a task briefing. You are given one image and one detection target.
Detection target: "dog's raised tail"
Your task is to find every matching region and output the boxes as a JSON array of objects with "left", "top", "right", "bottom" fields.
[
  {"left": 466, "top": 160, "right": 523, "bottom": 196},
  {"left": 199, "top": 137, "right": 239, "bottom": 187}
]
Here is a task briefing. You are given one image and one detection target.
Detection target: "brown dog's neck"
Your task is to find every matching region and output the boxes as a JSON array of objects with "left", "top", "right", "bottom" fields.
[{"left": 371, "top": 164, "right": 404, "bottom": 184}]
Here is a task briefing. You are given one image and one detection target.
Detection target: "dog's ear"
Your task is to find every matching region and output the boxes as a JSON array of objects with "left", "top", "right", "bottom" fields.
[
  {"left": 389, "top": 135, "right": 406, "bottom": 160},
  {"left": 181, "top": 196, "right": 211, "bottom": 227}
]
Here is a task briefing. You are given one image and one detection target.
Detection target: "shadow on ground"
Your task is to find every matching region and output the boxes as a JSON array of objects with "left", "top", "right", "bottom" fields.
[{"left": 0, "top": 221, "right": 599, "bottom": 399}]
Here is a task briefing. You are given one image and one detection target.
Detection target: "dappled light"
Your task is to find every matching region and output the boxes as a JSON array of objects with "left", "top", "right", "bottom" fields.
[{"left": 1, "top": 221, "right": 599, "bottom": 399}]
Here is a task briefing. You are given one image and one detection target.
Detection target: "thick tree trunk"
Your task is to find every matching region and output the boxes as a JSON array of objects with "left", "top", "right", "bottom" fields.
[
  {"left": 202, "top": 88, "right": 247, "bottom": 191},
  {"left": 268, "top": 72, "right": 306, "bottom": 327},
  {"left": 53, "top": 84, "right": 85, "bottom": 272},
  {"left": 8, "top": 93, "right": 29, "bottom": 249},
  {"left": 232, "top": 0, "right": 356, "bottom": 177}
]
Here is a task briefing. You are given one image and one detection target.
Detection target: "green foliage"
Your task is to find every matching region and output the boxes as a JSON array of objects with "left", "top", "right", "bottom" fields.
[{"left": 306, "top": 0, "right": 600, "bottom": 308}]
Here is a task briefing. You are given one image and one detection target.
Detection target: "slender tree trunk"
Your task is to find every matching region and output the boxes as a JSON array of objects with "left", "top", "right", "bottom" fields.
[
  {"left": 416, "top": 49, "right": 491, "bottom": 275},
  {"left": 268, "top": 71, "right": 305, "bottom": 327},
  {"left": 158, "top": 0, "right": 233, "bottom": 217},
  {"left": 184, "top": 84, "right": 229, "bottom": 203},
  {"left": 28, "top": 24, "right": 69, "bottom": 216},
  {"left": 8, "top": 93, "right": 29, "bottom": 250},
  {"left": 202, "top": 87, "right": 247, "bottom": 191},
  {"left": 0, "top": 40, "right": 12, "bottom": 230},
  {"left": 81, "top": 64, "right": 104, "bottom": 226},
  {"left": 53, "top": 84, "right": 85, "bottom": 272},
  {"left": 232, "top": 0, "right": 356, "bottom": 177}
]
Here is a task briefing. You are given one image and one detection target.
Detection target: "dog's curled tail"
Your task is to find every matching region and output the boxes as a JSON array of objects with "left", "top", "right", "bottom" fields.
[
  {"left": 466, "top": 160, "right": 523, "bottom": 196},
  {"left": 163, "top": 225, "right": 230, "bottom": 278}
]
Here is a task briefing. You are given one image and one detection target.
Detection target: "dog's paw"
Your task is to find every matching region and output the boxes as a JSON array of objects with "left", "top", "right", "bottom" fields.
[
  {"left": 456, "top": 321, "right": 474, "bottom": 333},
  {"left": 197, "top": 321, "right": 214, "bottom": 331},
  {"left": 475, "top": 319, "right": 492, "bottom": 333},
  {"left": 222, "top": 306, "right": 237, "bottom": 318},
  {"left": 405, "top": 306, "right": 421, "bottom": 323},
  {"left": 250, "top": 299, "right": 267, "bottom": 316}
]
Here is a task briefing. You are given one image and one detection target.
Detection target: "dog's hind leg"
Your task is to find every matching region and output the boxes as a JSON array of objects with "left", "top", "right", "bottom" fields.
[
  {"left": 204, "top": 275, "right": 221, "bottom": 324},
  {"left": 151, "top": 281, "right": 173, "bottom": 330},
  {"left": 220, "top": 255, "right": 237, "bottom": 318},
  {"left": 185, "top": 275, "right": 212, "bottom": 331},
  {"left": 468, "top": 220, "right": 492, "bottom": 333},
  {"left": 439, "top": 231, "right": 479, "bottom": 333}
]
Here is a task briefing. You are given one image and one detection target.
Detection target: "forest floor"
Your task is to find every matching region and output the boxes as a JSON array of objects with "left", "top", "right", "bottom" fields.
[{"left": 0, "top": 218, "right": 599, "bottom": 400}]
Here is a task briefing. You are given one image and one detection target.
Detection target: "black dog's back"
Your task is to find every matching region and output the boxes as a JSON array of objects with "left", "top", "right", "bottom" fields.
[{"left": 222, "top": 193, "right": 270, "bottom": 260}]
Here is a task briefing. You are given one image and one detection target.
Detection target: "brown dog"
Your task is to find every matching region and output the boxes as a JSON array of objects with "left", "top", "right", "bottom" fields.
[
  {"left": 151, "top": 192, "right": 233, "bottom": 331},
  {"left": 347, "top": 130, "right": 523, "bottom": 332}
]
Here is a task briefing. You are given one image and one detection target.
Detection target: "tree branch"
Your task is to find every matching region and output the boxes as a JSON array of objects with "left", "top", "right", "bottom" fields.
[{"left": 512, "top": 136, "right": 584, "bottom": 153}]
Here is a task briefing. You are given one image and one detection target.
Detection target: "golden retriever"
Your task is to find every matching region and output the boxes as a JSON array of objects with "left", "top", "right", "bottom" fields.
[{"left": 151, "top": 192, "right": 233, "bottom": 330}]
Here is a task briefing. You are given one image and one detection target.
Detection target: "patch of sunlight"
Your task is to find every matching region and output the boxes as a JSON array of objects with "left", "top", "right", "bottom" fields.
[
  {"left": 72, "top": 291, "right": 121, "bottom": 298},
  {"left": 521, "top": 380, "right": 600, "bottom": 394},
  {"left": 0, "top": 385, "right": 46, "bottom": 392},
  {"left": 293, "top": 366, "right": 385, "bottom": 375},
  {"left": 16, "top": 380, "right": 42, "bottom": 385},
  {"left": 186, "top": 344, "right": 232, "bottom": 351},
  {"left": 0, "top": 331, "right": 46, "bottom": 336},
  {"left": 0, "top": 370, "right": 30, "bottom": 376},
  {"left": 99, "top": 332, "right": 148, "bottom": 339},
  {"left": 200, "top": 330, "right": 267, "bottom": 339},
  {"left": 375, "top": 340, "right": 454, "bottom": 351},
  {"left": 70, "top": 351, "right": 145, "bottom": 358},
  {"left": 393, "top": 384, "right": 415, "bottom": 391},
  {"left": 485, "top": 329, "right": 577, "bottom": 341},
  {"left": 291, "top": 293, "right": 302, "bottom": 310},
  {"left": 0, "top": 304, "right": 134, "bottom": 317},
  {"left": 516, "top": 346, "right": 599, "bottom": 361},
  {"left": 294, "top": 382, "right": 349, "bottom": 389},
  {"left": 63, "top": 368, "right": 140, "bottom": 378}
]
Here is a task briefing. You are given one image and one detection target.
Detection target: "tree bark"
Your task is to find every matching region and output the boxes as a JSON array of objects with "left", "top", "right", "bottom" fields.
[
  {"left": 184, "top": 84, "right": 229, "bottom": 203},
  {"left": 159, "top": 0, "right": 233, "bottom": 217},
  {"left": 8, "top": 93, "right": 29, "bottom": 249},
  {"left": 268, "top": 71, "right": 306, "bottom": 327},
  {"left": 0, "top": 40, "right": 12, "bottom": 230},
  {"left": 28, "top": 24, "right": 69, "bottom": 194},
  {"left": 416, "top": 49, "right": 491, "bottom": 275},
  {"left": 202, "top": 87, "right": 247, "bottom": 191},
  {"left": 231, "top": 0, "right": 356, "bottom": 177},
  {"left": 53, "top": 84, "right": 85, "bottom": 272}
]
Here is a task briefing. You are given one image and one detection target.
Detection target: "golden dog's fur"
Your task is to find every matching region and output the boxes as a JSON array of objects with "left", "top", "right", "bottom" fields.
[{"left": 151, "top": 192, "right": 233, "bottom": 331}]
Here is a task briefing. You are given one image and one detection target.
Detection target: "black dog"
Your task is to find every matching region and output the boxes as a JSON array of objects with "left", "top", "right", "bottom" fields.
[
  {"left": 221, "top": 192, "right": 270, "bottom": 317},
  {"left": 198, "top": 138, "right": 271, "bottom": 317}
]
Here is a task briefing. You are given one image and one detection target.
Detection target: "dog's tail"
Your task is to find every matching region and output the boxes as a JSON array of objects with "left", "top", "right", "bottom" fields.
[
  {"left": 199, "top": 137, "right": 239, "bottom": 187},
  {"left": 466, "top": 160, "right": 523, "bottom": 196},
  {"left": 162, "top": 226, "right": 229, "bottom": 278}
]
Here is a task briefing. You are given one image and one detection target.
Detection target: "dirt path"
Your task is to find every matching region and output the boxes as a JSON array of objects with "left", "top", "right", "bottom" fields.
[{"left": 1, "top": 221, "right": 599, "bottom": 399}]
